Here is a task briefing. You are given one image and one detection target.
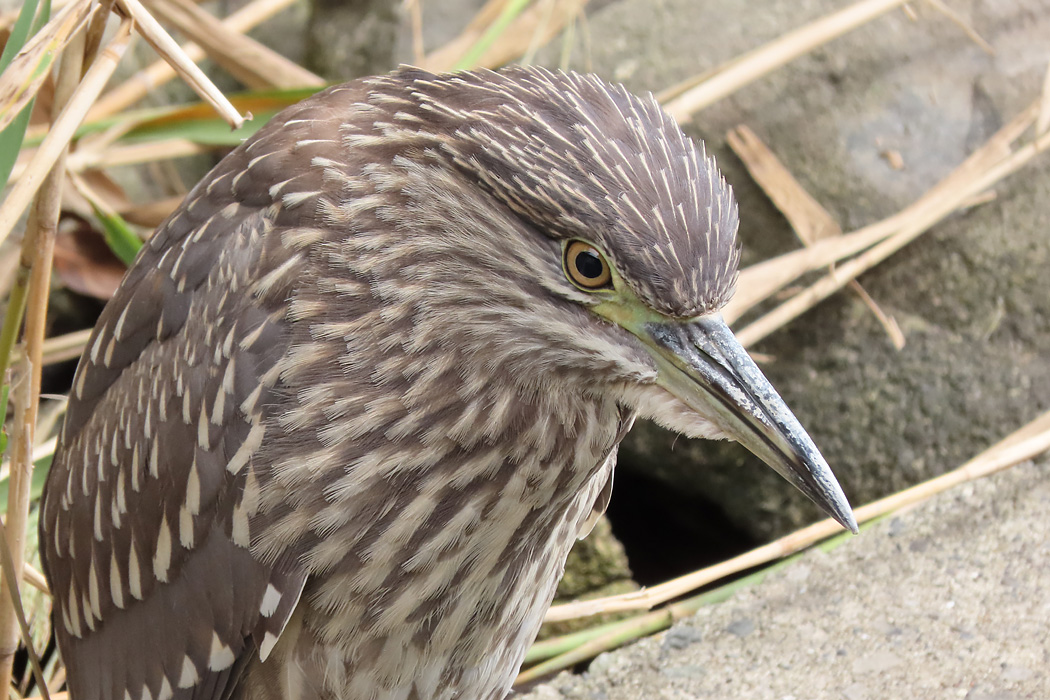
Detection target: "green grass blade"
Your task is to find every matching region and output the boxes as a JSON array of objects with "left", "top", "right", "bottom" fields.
[
  {"left": 452, "top": 0, "right": 533, "bottom": 71},
  {"left": 0, "top": 101, "right": 35, "bottom": 189},
  {"left": 0, "top": 0, "right": 43, "bottom": 71},
  {"left": 0, "top": 0, "right": 50, "bottom": 189},
  {"left": 87, "top": 200, "right": 143, "bottom": 266}
]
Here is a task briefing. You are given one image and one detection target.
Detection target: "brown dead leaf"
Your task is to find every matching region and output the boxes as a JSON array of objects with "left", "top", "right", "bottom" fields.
[{"left": 52, "top": 214, "right": 127, "bottom": 300}]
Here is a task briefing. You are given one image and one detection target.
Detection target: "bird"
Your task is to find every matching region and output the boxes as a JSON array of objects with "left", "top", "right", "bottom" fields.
[{"left": 40, "top": 65, "right": 856, "bottom": 700}]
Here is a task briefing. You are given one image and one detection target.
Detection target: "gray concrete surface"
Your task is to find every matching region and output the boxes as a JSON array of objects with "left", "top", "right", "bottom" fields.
[{"left": 522, "top": 456, "right": 1050, "bottom": 700}]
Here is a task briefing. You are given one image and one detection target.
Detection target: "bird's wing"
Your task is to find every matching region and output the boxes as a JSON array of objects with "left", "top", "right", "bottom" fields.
[{"left": 39, "top": 122, "right": 330, "bottom": 700}]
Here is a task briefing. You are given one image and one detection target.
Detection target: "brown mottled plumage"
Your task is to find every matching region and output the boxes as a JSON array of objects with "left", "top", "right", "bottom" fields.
[{"left": 41, "top": 66, "right": 853, "bottom": 700}]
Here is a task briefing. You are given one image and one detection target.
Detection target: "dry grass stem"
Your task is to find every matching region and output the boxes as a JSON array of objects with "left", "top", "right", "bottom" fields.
[
  {"left": 142, "top": 0, "right": 324, "bottom": 89},
  {"left": 405, "top": 0, "right": 425, "bottom": 65},
  {"left": 422, "top": 0, "right": 589, "bottom": 72},
  {"left": 0, "top": 0, "right": 97, "bottom": 134},
  {"left": 1037, "top": 60, "right": 1050, "bottom": 136},
  {"left": 0, "top": 24, "right": 87, "bottom": 694},
  {"left": 661, "top": 0, "right": 909, "bottom": 121},
  {"left": 723, "top": 216, "right": 904, "bottom": 323},
  {"left": 725, "top": 125, "right": 902, "bottom": 347},
  {"left": 29, "top": 328, "right": 92, "bottom": 366},
  {"left": 419, "top": 0, "right": 509, "bottom": 70},
  {"left": 430, "top": 0, "right": 506, "bottom": 54},
  {"left": 959, "top": 189, "right": 996, "bottom": 209},
  {"left": 24, "top": 691, "right": 67, "bottom": 700},
  {"left": 735, "top": 102, "right": 1047, "bottom": 348},
  {"left": 0, "top": 436, "right": 57, "bottom": 485},
  {"left": 848, "top": 279, "right": 905, "bottom": 349},
  {"left": 0, "top": 370, "right": 33, "bottom": 691},
  {"left": 545, "top": 409, "right": 1050, "bottom": 622},
  {"left": 116, "top": 0, "right": 245, "bottom": 128},
  {"left": 726, "top": 125, "right": 842, "bottom": 243},
  {"left": 83, "top": 0, "right": 119, "bottom": 66},
  {"left": 64, "top": 137, "right": 211, "bottom": 173},
  {"left": 0, "top": 18, "right": 132, "bottom": 249},
  {"left": 521, "top": 0, "right": 559, "bottom": 65},
  {"left": 723, "top": 102, "right": 1041, "bottom": 328},
  {"left": 0, "top": 514, "right": 51, "bottom": 700},
  {"left": 21, "top": 564, "right": 49, "bottom": 596},
  {"left": 922, "top": 0, "right": 994, "bottom": 54},
  {"left": 89, "top": 0, "right": 299, "bottom": 121}
]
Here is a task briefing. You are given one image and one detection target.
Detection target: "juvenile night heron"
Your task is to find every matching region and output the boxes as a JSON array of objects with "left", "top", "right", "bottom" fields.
[{"left": 41, "top": 66, "right": 856, "bottom": 700}]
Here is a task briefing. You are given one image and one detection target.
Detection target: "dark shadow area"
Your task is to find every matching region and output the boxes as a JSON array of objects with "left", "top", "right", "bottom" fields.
[{"left": 604, "top": 469, "right": 761, "bottom": 586}]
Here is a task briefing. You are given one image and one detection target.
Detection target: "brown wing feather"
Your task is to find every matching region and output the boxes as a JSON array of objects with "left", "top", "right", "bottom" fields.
[{"left": 38, "top": 86, "right": 361, "bottom": 700}]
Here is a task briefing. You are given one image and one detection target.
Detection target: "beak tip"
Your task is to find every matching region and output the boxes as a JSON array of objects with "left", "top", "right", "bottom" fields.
[
  {"left": 822, "top": 483, "right": 858, "bottom": 534},
  {"left": 827, "top": 492, "right": 858, "bottom": 534},
  {"left": 842, "top": 513, "right": 860, "bottom": 535}
]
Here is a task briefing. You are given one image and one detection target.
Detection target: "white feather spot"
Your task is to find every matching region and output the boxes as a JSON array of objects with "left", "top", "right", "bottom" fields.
[
  {"left": 89, "top": 327, "right": 106, "bottom": 364},
  {"left": 110, "top": 550, "right": 125, "bottom": 609},
  {"left": 74, "top": 365, "right": 88, "bottom": 398},
  {"left": 260, "top": 584, "right": 282, "bottom": 617},
  {"left": 259, "top": 631, "right": 280, "bottom": 662},
  {"left": 93, "top": 492, "right": 104, "bottom": 541},
  {"left": 114, "top": 304, "right": 130, "bottom": 341},
  {"left": 186, "top": 461, "right": 201, "bottom": 514},
  {"left": 212, "top": 385, "right": 226, "bottom": 425},
  {"left": 110, "top": 427, "right": 120, "bottom": 466},
  {"left": 282, "top": 190, "right": 319, "bottom": 208},
  {"left": 268, "top": 179, "right": 294, "bottom": 198},
  {"left": 87, "top": 557, "right": 102, "bottom": 619},
  {"left": 153, "top": 514, "right": 172, "bottom": 583},
  {"left": 131, "top": 443, "right": 142, "bottom": 492},
  {"left": 103, "top": 337, "right": 115, "bottom": 367},
  {"left": 208, "top": 633, "right": 235, "bottom": 671},
  {"left": 197, "top": 403, "right": 211, "bottom": 449},
  {"left": 128, "top": 542, "right": 143, "bottom": 600},
  {"left": 116, "top": 468, "right": 128, "bottom": 515},
  {"left": 179, "top": 505, "right": 195, "bottom": 549},
  {"left": 227, "top": 423, "right": 264, "bottom": 474},
  {"left": 231, "top": 503, "right": 250, "bottom": 548},
  {"left": 82, "top": 592, "right": 97, "bottom": 631},
  {"left": 178, "top": 656, "right": 199, "bottom": 688},
  {"left": 67, "top": 585, "right": 82, "bottom": 638},
  {"left": 61, "top": 606, "right": 74, "bottom": 636},
  {"left": 157, "top": 677, "right": 173, "bottom": 700}
]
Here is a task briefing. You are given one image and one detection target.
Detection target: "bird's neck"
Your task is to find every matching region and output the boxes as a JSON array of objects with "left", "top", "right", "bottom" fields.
[{"left": 251, "top": 372, "right": 624, "bottom": 700}]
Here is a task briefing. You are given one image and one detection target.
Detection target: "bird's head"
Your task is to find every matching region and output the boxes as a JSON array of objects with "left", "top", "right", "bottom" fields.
[{"left": 334, "top": 66, "right": 856, "bottom": 532}]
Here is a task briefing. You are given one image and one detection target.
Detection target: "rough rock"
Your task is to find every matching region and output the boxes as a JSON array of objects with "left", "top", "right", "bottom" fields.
[{"left": 519, "top": 457, "right": 1050, "bottom": 699}]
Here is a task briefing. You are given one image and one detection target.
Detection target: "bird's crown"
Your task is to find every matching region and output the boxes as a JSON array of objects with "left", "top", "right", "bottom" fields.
[{"left": 368, "top": 66, "right": 741, "bottom": 319}]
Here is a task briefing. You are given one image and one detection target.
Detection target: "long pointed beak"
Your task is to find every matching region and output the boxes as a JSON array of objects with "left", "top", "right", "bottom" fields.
[{"left": 644, "top": 315, "right": 858, "bottom": 534}]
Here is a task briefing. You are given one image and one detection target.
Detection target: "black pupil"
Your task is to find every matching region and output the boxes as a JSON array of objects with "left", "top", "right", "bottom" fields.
[{"left": 575, "top": 250, "right": 605, "bottom": 279}]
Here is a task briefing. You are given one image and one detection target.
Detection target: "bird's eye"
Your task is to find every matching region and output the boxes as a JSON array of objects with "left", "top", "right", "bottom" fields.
[{"left": 564, "top": 241, "right": 612, "bottom": 291}]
